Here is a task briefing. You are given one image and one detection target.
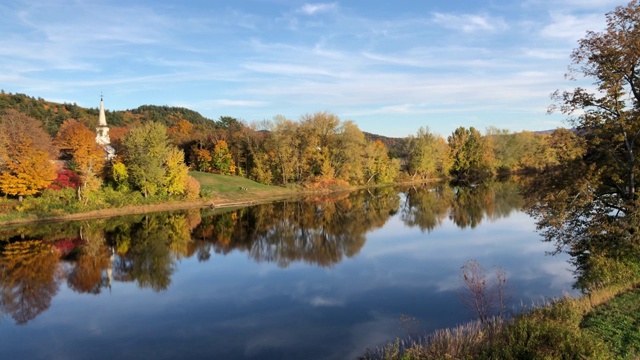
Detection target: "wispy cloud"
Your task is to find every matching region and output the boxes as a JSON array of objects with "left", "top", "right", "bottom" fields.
[
  {"left": 299, "top": 3, "right": 338, "bottom": 15},
  {"left": 431, "top": 12, "right": 508, "bottom": 33},
  {"left": 308, "top": 296, "right": 344, "bottom": 307},
  {"left": 540, "top": 12, "right": 605, "bottom": 41},
  {"left": 1, "top": 0, "right": 614, "bottom": 136}
]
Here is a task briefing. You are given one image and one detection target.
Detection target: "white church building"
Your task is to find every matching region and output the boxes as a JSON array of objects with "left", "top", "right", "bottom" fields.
[{"left": 96, "top": 96, "right": 116, "bottom": 160}]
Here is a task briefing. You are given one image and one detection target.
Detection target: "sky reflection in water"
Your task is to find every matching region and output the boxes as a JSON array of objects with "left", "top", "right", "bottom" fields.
[{"left": 0, "top": 184, "right": 575, "bottom": 360}]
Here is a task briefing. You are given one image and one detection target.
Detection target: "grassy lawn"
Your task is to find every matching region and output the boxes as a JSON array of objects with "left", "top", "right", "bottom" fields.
[
  {"left": 582, "top": 286, "right": 640, "bottom": 359},
  {"left": 189, "top": 171, "right": 297, "bottom": 203}
]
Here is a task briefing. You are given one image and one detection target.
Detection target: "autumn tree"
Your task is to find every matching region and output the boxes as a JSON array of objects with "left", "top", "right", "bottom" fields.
[
  {"left": 191, "top": 147, "right": 213, "bottom": 172},
  {"left": 363, "top": 140, "right": 399, "bottom": 184},
  {"left": 167, "top": 119, "right": 194, "bottom": 147},
  {"left": 211, "top": 140, "right": 236, "bottom": 175},
  {"left": 55, "top": 119, "right": 105, "bottom": 174},
  {"left": 0, "top": 110, "right": 57, "bottom": 201},
  {"left": 330, "top": 120, "right": 366, "bottom": 183},
  {"left": 111, "top": 160, "right": 129, "bottom": 191},
  {"left": 121, "top": 122, "right": 170, "bottom": 197},
  {"left": 406, "top": 127, "right": 451, "bottom": 180},
  {"left": 0, "top": 240, "right": 64, "bottom": 324},
  {"left": 533, "top": 0, "right": 640, "bottom": 289},
  {"left": 448, "top": 126, "right": 494, "bottom": 181},
  {"left": 55, "top": 119, "right": 106, "bottom": 202},
  {"left": 164, "top": 147, "right": 190, "bottom": 196},
  {"left": 263, "top": 116, "right": 299, "bottom": 184}
]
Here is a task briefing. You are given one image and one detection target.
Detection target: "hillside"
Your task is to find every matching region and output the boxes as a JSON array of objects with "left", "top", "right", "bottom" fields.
[
  {"left": 363, "top": 131, "right": 408, "bottom": 158},
  {"left": 0, "top": 92, "right": 412, "bottom": 149},
  {"left": 0, "top": 91, "right": 220, "bottom": 135}
]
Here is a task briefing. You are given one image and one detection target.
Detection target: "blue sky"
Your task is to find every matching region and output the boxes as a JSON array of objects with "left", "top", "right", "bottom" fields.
[{"left": 0, "top": 0, "right": 627, "bottom": 137}]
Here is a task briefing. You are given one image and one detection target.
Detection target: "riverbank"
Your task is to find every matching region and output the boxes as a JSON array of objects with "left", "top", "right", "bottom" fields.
[
  {"left": 0, "top": 174, "right": 302, "bottom": 226},
  {"left": 361, "top": 281, "right": 640, "bottom": 359},
  {"left": 0, "top": 172, "right": 390, "bottom": 226},
  {"left": 0, "top": 171, "right": 438, "bottom": 227}
]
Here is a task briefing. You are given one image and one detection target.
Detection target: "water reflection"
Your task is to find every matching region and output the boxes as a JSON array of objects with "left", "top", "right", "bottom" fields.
[
  {"left": 0, "top": 182, "right": 526, "bottom": 326},
  {"left": 192, "top": 188, "right": 401, "bottom": 268},
  {"left": 0, "top": 240, "right": 64, "bottom": 324},
  {"left": 400, "top": 181, "right": 523, "bottom": 231}
]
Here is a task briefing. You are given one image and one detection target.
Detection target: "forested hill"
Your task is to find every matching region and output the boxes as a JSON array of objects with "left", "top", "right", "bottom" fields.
[
  {"left": 0, "top": 92, "right": 411, "bottom": 153},
  {"left": 0, "top": 91, "right": 219, "bottom": 136},
  {"left": 363, "top": 132, "right": 408, "bottom": 159}
]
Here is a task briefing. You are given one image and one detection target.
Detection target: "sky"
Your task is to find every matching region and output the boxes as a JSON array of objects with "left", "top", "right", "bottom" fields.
[{"left": 0, "top": 0, "right": 629, "bottom": 137}]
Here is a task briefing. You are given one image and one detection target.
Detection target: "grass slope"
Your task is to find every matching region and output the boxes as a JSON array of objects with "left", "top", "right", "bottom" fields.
[
  {"left": 582, "top": 286, "right": 640, "bottom": 358},
  {"left": 190, "top": 171, "right": 297, "bottom": 204}
]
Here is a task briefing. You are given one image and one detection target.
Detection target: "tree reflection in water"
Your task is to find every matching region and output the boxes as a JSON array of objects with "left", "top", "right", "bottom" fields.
[
  {"left": 0, "top": 240, "right": 64, "bottom": 324},
  {"left": 400, "top": 181, "right": 523, "bottom": 231},
  {"left": 0, "top": 182, "right": 524, "bottom": 324}
]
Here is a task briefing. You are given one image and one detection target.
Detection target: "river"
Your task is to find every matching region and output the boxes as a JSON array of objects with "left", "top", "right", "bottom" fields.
[{"left": 0, "top": 182, "right": 575, "bottom": 360}]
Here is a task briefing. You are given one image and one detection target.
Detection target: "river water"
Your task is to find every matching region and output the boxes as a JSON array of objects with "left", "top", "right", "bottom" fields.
[{"left": 0, "top": 183, "right": 575, "bottom": 359}]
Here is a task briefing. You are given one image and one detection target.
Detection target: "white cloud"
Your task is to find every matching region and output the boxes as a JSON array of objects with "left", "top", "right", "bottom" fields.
[
  {"left": 299, "top": 3, "right": 338, "bottom": 15},
  {"left": 522, "top": 48, "right": 570, "bottom": 60},
  {"left": 242, "top": 62, "right": 340, "bottom": 78},
  {"left": 540, "top": 12, "right": 605, "bottom": 41},
  {"left": 308, "top": 296, "right": 344, "bottom": 307},
  {"left": 431, "top": 12, "right": 508, "bottom": 33}
]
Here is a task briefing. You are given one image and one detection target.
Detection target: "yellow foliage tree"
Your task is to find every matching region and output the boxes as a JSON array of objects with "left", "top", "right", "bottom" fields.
[
  {"left": 0, "top": 142, "right": 57, "bottom": 201},
  {"left": 164, "top": 147, "right": 189, "bottom": 196},
  {"left": 0, "top": 110, "right": 57, "bottom": 201},
  {"left": 212, "top": 140, "right": 236, "bottom": 175}
]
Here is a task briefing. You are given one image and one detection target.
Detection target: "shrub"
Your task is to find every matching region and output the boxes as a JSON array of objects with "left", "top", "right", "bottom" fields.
[{"left": 184, "top": 175, "right": 201, "bottom": 200}]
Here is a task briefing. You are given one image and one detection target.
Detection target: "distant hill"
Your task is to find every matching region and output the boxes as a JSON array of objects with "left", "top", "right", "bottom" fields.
[
  {"left": 0, "top": 92, "right": 220, "bottom": 136},
  {"left": 534, "top": 128, "right": 576, "bottom": 135},
  {"left": 0, "top": 92, "right": 410, "bottom": 148},
  {"left": 0, "top": 92, "right": 99, "bottom": 135},
  {"left": 363, "top": 132, "right": 408, "bottom": 158}
]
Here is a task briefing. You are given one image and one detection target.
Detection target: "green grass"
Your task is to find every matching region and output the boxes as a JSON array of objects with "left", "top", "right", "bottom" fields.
[
  {"left": 582, "top": 287, "right": 640, "bottom": 359},
  {"left": 189, "top": 171, "right": 297, "bottom": 203}
]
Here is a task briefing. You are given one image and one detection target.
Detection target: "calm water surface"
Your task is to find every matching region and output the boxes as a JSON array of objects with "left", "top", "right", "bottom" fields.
[{"left": 0, "top": 183, "right": 575, "bottom": 360}]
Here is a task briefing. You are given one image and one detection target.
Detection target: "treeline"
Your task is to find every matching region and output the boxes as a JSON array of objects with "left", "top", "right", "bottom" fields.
[{"left": 0, "top": 91, "right": 585, "bottom": 204}]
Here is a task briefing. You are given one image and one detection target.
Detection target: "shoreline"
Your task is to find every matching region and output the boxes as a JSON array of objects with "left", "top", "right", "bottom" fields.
[
  {"left": 0, "top": 193, "right": 303, "bottom": 227},
  {"left": 0, "top": 178, "right": 441, "bottom": 227}
]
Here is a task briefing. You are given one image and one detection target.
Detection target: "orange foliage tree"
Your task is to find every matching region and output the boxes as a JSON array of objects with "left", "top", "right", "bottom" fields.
[
  {"left": 0, "top": 110, "right": 57, "bottom": 201},
  {"left": 167, "top": 119, "right": 194, "bottom": 147},
  {"left": 55, "top": 119, "right": 106, "bottom": 175}
]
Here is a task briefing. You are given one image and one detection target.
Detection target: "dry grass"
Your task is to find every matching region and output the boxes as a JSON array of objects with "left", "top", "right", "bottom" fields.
[{"left": 361, "top": 282, "right": 640, "bottom": 360}]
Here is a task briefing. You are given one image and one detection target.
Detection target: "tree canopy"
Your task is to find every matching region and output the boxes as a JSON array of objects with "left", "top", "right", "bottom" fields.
[{"left": 529, "top": 0, "right": 640, "bottom": 290}]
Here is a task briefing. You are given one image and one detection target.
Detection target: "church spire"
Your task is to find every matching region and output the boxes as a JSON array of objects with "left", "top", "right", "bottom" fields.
[
  {"left": 95, "top": 95, "right": 111, "bottom": 146},
  {"left": 98, "top": 95, "right": 107, "bottom": 127}
]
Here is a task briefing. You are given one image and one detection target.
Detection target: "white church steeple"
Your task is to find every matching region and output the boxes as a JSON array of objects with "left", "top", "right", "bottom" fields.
[
  {"left": 95, "top": 95, "right": 115, "bottom": 160},
  {"left": 95, "top": 95, "right": 110, "bottom": 146}
]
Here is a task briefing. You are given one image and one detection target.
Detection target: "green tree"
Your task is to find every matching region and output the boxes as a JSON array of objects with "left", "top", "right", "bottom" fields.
[
  {"left": 448, "top": 127, "right": 494, "bottom": 181},
  {"left": 363, "top": 140, "right": 399, "bottom": 184},
  {"left": 121, "top": 122, "right": 170, "bottom": 197},
  {"left": 406, "top": 127, "right": 438, "bottom": 180}
]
